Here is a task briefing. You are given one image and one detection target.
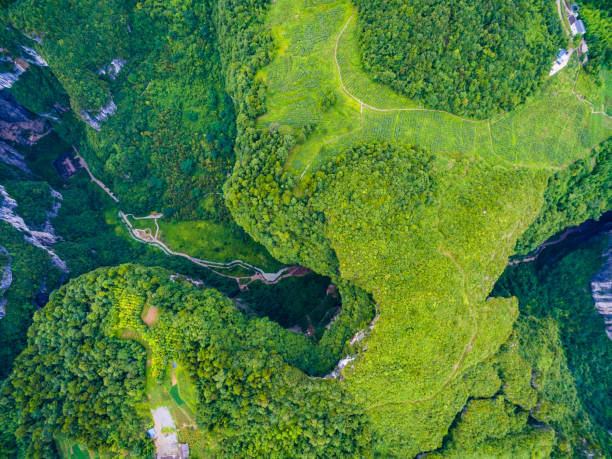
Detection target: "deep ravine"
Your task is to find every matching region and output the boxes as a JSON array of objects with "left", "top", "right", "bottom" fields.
[{"left": 591, "top": 231, "right": 612, "bottom": 340}]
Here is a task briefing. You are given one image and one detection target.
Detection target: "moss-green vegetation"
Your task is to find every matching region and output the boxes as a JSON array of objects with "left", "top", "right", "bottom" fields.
[
  {"left": 157, "top": 218, "right": 282, "bottom": 271},
  {"left": 7, "top": 0, "right": 235, "bottom": 219},
  {"left": 2, "top": 265, "right": 373, "bottom": 457},
  {"left": 352, "top": 0, "right": 563, "bottom": 118},
  {"left": 258, "top": 0, "right": 611, "bottom": 176},
  {"left": 239, "top": 272, "right": 340, "bottom": 334},
  {"left": 515, "top": 139, "right": 612, "bottom": 255},
  {"left": 222, "top": 0, "right": 612, "bottom": 454},
  {"left": 1, "top": 0, "right": 610, "bottom": 456},
  {"left": 0, "top": 222, "right": 61, "bottom": 380},
  {"left": 581, "top": 1, "right": 612, "bottom": 72},
  {"left": 494, "top": 234, "right": 612, "bottom": 454}
]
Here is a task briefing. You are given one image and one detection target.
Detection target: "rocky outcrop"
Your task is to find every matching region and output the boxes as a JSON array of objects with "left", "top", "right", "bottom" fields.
[
  {"left": 0, "top": 90, "right": 50, "bottom": 146},
  {"left": 591, "top": 231, "right": 612, "bottom": 340},
  {"left": 20, "top": 46, "right": 48, "bottom": 67},
  {"left": 0, "top": 142, "right": 31, "bottom": 174},
  {"left": 0, "top": 246, "right": 12, "bottom": 319},
  {"left": 0, "top": 44, "right": 48, "bottom": 89},
  {"left": 80, "top": 98, "right": 116, "bottom": 130},
  {"left": 98, "top": 58, "right": 125, "bottom": 80},
  {"left": 0, "top": 57, "right": 26, "bottom": 89},
  {"left": 0, "top": 184, "right": 67, "bottom": 271}
]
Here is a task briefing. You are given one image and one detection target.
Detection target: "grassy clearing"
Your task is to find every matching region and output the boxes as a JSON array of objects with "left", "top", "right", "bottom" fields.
[
  {"left": 175, "top": 364, "right": 199, "bottom": 412},
  {"left": 157, "top": 219, "right": 282, "bottom": 271}
]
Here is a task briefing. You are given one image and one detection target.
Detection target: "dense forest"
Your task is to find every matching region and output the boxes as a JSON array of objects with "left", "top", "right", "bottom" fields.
[
  {"left": 0, "top": 265, "right": 372, "bottom": 458},
  {"left": 581, "top": 0, "right": 612, "bottom": 72},
  {"left": 353, "top": 0, "right": 563, "bottom": 118},
  {"left": 514, "top": 139, "right": 612, "bottom": 255},
  {"left": 494, "top": 233, "right": 612, "bottom": 454},
  {"left": 0, "top": 0, "right": 610, "bottom": 457},
  {"left": 7, "top": 0, "right": 236, "bottom": 219}
]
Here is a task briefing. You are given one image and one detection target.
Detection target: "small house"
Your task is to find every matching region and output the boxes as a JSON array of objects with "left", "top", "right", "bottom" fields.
[
  {"left": 571, "top": 4, "right": 580, "bottom": 14},
  {"left": 570, "top": 16, "right": 586, "bottom": 35},
  {"left": 179, "top": 443, "right": 190, "bottom": 458},
  {"left": 53, "top": 152, "right": 82, "bottom": 179},
  {"left": 147, "top": 428, "right": 156, "bottom": 438},
  {"left": 556, "top": 49, "right": 568, "bottom": 60}
]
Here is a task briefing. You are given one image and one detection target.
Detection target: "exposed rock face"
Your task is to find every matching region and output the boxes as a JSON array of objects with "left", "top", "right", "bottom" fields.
[
  {"left": 591, "top": 231, "right": 612, "bottom": 340},
  {"left": 0, "top": 90, "right": 50, "bottom": 146},
  {"left": 0, "top": 57, "right": 26, "bottom": 89},
  {"left": 0, "top": 44, "right": 48, "bottom": 89},
  {"left": 0, "top": 246, "right": 12, "bottom": 319},
  {"left": 98, "top": 58, "right": 125, "bottom": 80},
  {"left": 0, "top": 184, "right": 67, "bottom": 271},
  {"left": 20, "top": 46, "right": 48, "bottom": 67},
  {"left": 0, "top": 142, "right": 31, "bottom": 174},
  {"left": 80, "top": 98, "right": 117, "bottom": 130}
]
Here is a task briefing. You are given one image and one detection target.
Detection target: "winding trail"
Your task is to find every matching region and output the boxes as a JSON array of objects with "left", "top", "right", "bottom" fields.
[
  {"left": 72, "top": 147, "right": 119, "bottom": 202},
  {"left": 120, "top": 211, "right": 310, "bottom": 288},
  {"left": 332, "top": 11, "right": 611, "bottom": 160},
  {"left": 334, "top": 13, "right": 484, "bottom": 124},
  {"left": 571, "top": 68, "right": 612, "bottom": 120},
  {"left": 73, "top": 151, "right": 308, "bottom": 287}
]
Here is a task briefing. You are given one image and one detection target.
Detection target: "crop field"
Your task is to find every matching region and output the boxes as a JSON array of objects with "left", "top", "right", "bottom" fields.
[
  {"left": 56, "top": 437, "right": 107, "bottom": 459},
  {"left": 575, "top": 64, "right": 612, "bottom": 117},
  {"left": 259, "top": 0, "right": 612, "bottom": 175}
]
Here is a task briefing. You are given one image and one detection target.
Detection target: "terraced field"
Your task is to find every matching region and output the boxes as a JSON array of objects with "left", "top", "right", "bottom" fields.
[{"left": 258, "top": 0, "right": 612, "bottom": 173}]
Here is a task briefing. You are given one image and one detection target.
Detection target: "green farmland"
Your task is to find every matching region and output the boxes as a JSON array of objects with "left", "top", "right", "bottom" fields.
[{"left": 259, "top": 0, "right": 611, "bottom": 174}]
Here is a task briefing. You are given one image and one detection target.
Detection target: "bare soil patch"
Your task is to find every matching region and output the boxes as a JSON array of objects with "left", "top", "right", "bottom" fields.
[{"left": 142, "top": 305, "right": 160, "bottom": 327}]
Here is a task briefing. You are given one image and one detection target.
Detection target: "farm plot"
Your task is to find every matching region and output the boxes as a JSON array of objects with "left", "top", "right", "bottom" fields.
[{"left": 259, "top": 0, "right": 612, "bottom": 175}]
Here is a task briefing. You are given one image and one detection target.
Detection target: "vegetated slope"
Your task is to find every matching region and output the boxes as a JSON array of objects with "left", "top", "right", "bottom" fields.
[
  {"left": 0, "top": 222, "right": 61, "bottom": 380},
  {"left": 580, "top": 0, "right": 612, "bottom": 71},
  {"left": 220, "top": 0, "right": 612, "bottom": 455},
  {"left": 494, "top": 234, "right": 612, "bottom": 455},
  {"left": 353, "top": 0, "right": 563, "bottom": 118},
  {"left": 7, "top": 0, "right": 235, "bottom": 219},
  {"left": 0, "top": 265, "right": 372, "bottom": 458},
  {"left": 514, "top": 139, "right": 612, "bottom": 255}
]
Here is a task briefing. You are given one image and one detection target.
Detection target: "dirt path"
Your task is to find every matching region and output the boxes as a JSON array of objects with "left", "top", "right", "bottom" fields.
[
  {"left": 571, "top": 67, "right": 612, "bottom": 119},
  {"left": 72, "top": 147, "right": 119, "bottom": 203},
  {"left": 331, "top": 12, "right": 591, "bottom": 173},
  {"left": 334, "top": 13, "right": 486, "bottom": 124},
  {"left": 120, "top": 211, "right": 311, "bottom": 288},
  {"left": 557, "top": 0, "right": 571, "bottom": 37},
  {"left": 62, "top": 152, "right": 310, "bottom": 288}
]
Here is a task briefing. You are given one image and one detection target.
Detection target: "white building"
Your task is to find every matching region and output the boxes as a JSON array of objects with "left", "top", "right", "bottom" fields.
[{"left": 569, "top": 15, "right": 586, "bottom": 35}]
